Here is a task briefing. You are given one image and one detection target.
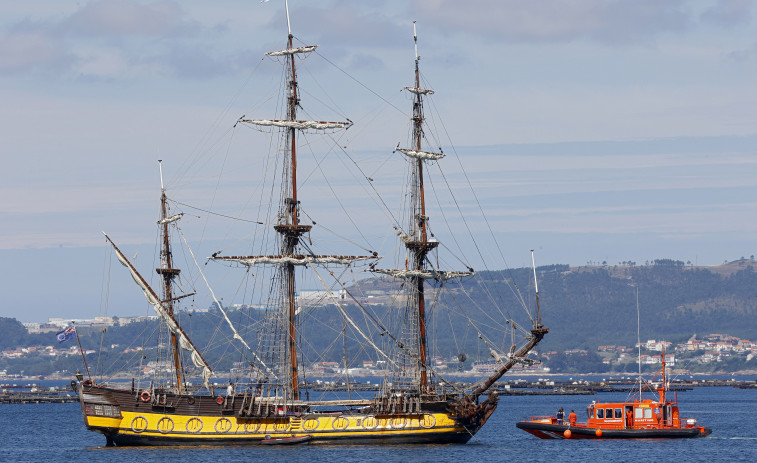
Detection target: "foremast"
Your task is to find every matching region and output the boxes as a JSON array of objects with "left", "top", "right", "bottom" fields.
[{"left": 104, "top": 230, "right": 211, "bottom": 390}]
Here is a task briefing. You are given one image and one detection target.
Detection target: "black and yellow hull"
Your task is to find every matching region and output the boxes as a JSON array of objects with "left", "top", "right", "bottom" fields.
[{"left": 79, "top": 383, "right": 493, "bottom": 446}]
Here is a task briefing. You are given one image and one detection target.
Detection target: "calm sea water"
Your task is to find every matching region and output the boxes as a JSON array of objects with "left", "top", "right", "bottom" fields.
[{"left": 1, "top": 384, "right": 755, "bottom": 463}]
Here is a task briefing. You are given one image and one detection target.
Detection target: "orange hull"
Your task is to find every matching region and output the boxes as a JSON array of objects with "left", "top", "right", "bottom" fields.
[{"left": 516, "top": 420, "right": 711, "bottom": 439}]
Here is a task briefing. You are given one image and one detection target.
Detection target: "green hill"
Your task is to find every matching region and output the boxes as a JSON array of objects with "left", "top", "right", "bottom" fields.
[{"left": 3, "top": 259, "right": 757, "bottom": 376}]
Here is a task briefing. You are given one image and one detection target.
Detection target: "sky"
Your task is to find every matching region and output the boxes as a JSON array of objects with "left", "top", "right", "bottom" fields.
[{"left": 2, "top": 0, "right": 757, "bottom": 322}]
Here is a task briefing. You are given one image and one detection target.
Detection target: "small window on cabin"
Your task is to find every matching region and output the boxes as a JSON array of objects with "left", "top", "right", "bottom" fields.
[
  {"left": 644, "top": 408, "right": 653, "bottom": 419},
  {"left": 635, "top": 408, "right": 643, "bottom": 419},
  {"left": 615, "top": 408, "right": 622, "bottom": 419},
  {"left": 596, "top": 408, "right": 604, "bottom": 419},
  {"left": 605, "top": 409, "right": 614, "bottom": 418}
]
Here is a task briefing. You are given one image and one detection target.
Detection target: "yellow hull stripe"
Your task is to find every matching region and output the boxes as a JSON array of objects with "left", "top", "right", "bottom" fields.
[{"left": 87, "top": 411, "right": 465, "bottom": 440}]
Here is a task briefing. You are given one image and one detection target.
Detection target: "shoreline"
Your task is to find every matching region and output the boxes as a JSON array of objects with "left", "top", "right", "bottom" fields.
[{"left": 5, "top": 369, "right": 757, "bottom": 383}]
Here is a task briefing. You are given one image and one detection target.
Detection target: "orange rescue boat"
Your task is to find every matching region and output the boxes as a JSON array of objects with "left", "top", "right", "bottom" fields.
[{"left": 516, "top": 351, "right": 711, "bottom": 439}]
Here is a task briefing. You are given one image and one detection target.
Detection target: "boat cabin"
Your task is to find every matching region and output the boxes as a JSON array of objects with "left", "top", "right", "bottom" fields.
[{"left": 586, "top": 399, "right": 680, "bottom": 429}]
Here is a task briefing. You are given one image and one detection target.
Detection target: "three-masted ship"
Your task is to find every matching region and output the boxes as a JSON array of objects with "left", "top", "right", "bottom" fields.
[{"left": 77, "top": 3, "right": 548, "bottom": 446}]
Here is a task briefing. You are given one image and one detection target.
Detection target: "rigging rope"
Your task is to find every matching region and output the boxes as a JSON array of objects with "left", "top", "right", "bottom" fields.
[
  {"left": 426, "top": 97, "right": 533, "bottom": 321},
  {"left": 168, "top": 198, "right": 264, "bottom": 224},
  {"left": 178, "top": 227, "right": 278, "bottom": 381}
]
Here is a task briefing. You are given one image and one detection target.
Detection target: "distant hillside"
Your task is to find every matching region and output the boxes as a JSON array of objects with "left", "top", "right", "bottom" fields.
[
  {"left": 3, "top": 259, "right": 757, "bottom": 376},
  {"left": 533, "top": 259, "right": 757, "bottom": 350}
]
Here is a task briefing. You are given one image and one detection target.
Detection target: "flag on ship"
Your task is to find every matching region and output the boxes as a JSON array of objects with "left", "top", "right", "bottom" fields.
[{"left": 56, "top": 326, "right": 76, "bottom": 343}]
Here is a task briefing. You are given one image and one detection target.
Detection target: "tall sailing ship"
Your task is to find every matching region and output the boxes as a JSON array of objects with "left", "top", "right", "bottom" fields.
[{"left": 76, "top": 3, "right": 548, "bottom": 446}]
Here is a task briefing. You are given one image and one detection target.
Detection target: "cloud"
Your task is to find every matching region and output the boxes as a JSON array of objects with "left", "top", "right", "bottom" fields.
[
  {"left": 0, "top": 27, "right": 74, "bottom": 74},
  {"left": 0, "top": 0, "right": 227, "bottom": 79},
  {"left": 275, "top": 1, "right": 407, "bottom": 49},
  {"left": 700, "top": 0, "right": 752, "bottom": 27},
  {"left": 259, "top": 0, "right": 410, "bottom": 73},
  {"left": 347, "top": 53, "right": 385, "bottom": 71},
  {"left": 408, "top": 0, "right": 691, "bottom": 45},
  {"left": 62, "top": 0, "right": 190, "bottom": 38}
]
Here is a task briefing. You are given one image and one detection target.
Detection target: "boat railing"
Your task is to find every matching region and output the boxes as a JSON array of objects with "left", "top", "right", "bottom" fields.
[
  {"left": 526, "top": 415, "right": 557, "bottom": 424},
  {"left": 682, "top": 418, "right": 698, "bottom": 428}
]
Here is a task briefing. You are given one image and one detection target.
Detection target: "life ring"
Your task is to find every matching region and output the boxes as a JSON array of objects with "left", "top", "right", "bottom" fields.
[
  {"left": 186, "top": 417, "right": 203, "bottom": 434},
  {"left": 187, "top": 397, "right": 196, "bottom": 405},
  {"left": 215, "top": 418, "right": 233, "bottom": 433},
  {"left": 131, "top": 416, "right": 148, "bottom": 433},
  {"left": 332, "top": 416, "right": 349, "bottom": 430},
  {"left": 361, "top": 416, "right": 378, "bottom": 430},
  {"left": 157, "top": 416, "right": 174, "bottom": 434},
  {"left": 140, "top": 391, "right": 151, "bottom": 402},
  {"left": 303, "top": 417, "right": 319, "bottom": 431},
  {"left": 419, "top": 414, "right": 436, "bottom": 429},
  {"left": 390, "top": 417, "right": 407, "bottom": 429},
  {"left": 217, "top": 396, "right": 224, "bottom": 405}
]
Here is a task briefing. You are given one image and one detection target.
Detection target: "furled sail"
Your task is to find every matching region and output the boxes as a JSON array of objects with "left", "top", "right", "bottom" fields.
[
  {"left": 212, "top": 254, "right": 376, "bottom": 267},
  {"left": 158, "top": 213, "right": 183, "bottom": 225},
  {"left": 105, "top": 234, "right": 212, "bottom": 387},
  {"left": 404, "top": 86, "right": 434, "bottom": 95},
  {"left": 266, "top": 45, "right": 318, "bottom": 56},
  {"left": 371, "top": 268, "right": 474, "bottom": 281},
  {"left": 397, "top": 148, "right": 445, "bottom": 161},
  {"left": 241, "top": 119, "right": 352, "bottom": 130}
]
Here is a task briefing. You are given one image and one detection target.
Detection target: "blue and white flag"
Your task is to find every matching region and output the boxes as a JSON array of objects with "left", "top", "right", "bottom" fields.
[{"left": 56, "top": 326, "right": 76, "bottom": 343}]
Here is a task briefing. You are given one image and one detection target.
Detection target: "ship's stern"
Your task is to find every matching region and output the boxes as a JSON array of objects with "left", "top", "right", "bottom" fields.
[{"left": 77, "top": 381, "right": 124, "bottom": 445}]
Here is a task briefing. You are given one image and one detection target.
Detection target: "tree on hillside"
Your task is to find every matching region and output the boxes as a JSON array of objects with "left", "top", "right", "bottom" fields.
[{"left": 0, "top": 317, "right": 29, "bottom": 349}]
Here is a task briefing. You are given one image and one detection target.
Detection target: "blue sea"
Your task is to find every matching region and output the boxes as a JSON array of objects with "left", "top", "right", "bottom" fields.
[{"left": 1, "top": 381, "right": 755, "bottom": 463}]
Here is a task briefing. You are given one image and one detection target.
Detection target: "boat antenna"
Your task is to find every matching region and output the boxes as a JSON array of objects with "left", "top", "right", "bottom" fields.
[
  {"left": 659, "top": 346, "right": 667, "bottom": 404},
  {"left": 531, "top": 250, "right": 541, "bottom": 328},
  {"left": 636, "top": 286, "right": 642, "bottom": 399}
]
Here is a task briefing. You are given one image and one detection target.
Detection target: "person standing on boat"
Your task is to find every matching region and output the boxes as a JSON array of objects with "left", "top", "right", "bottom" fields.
[
  {"left": 626, "top": 408, "right": 633, "bottom": 429},
  {"left": 557, "top": 407, "right": 565, "bottom": 425},
  {"left": 568, "top": 410, "right": 577, "bottom": 426}
]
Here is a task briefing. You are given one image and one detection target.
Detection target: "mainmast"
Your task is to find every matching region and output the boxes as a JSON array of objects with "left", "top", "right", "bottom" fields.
[
  {"left": 156, "top": 160, "right": 185, "bottom": 393},
  {"left": 408, "top": 22, "right": 433, "bottom": 391},
  {"left": 274, "top": 29, "right": 310, "bottom": 400},
  {"left": 214, "top": 1, "right": 357, "bottom": 402}
]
